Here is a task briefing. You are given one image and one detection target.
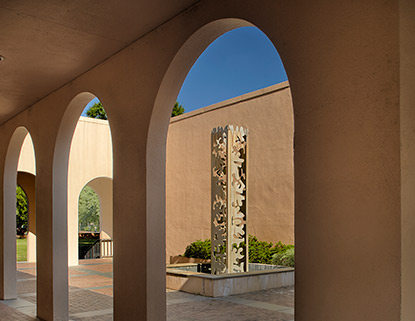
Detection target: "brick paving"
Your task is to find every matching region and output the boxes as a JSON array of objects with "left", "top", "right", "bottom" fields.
[{"left": 0, "top": 259, "right": 295, "bottom": 320}]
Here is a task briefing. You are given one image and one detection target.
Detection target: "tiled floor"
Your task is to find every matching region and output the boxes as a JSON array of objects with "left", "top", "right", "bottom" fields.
[{"left": 0, "top": 259, "right": 294, "bottom": 320}]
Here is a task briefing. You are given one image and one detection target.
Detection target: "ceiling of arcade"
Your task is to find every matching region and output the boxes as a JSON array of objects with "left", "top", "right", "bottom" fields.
[{"left": 0, "top": 0, "right": 198, "bottom": 125}]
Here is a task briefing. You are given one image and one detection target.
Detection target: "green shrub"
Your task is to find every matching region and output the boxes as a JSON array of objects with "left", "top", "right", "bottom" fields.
[
  {"left": 248, "top": 235, "right": 293, "bottom": 264},
  {"left": 184, "top": 239, "right": 211, "bottom": 259},
  {"left": 272, "top": 247, "right": 295, "bottom": 267},
  {"left": 183, "top": 235, "right": 294, "bottom": 264}
]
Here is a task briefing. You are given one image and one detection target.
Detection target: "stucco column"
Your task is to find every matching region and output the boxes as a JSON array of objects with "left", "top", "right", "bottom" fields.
[
  {"left": 111, "top": 123, "right": 165, "bottom": 320},
  {"left": 36, "top": 159, "right": 68, "bottom": 320}
]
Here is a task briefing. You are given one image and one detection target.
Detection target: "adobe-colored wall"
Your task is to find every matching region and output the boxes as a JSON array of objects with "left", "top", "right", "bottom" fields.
[{"left": 166, "top": 83, "right": 294, "bottom": 259}]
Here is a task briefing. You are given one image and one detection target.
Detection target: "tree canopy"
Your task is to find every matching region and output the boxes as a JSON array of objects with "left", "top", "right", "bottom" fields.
[
  {"left": 85, "top": 101, "right": 185, "bottom": 119},
  {"left": 86, "top": 102, "right": 107, "bottom": 120},
  {"left": 78, "top": 186, "right": 100, "bottom": 232},
  {"left": 16, "top": 185, "right": 28, "bottom": 235},
  {"left": 172, "top": 102, "right": 185, "bottom": 117}
]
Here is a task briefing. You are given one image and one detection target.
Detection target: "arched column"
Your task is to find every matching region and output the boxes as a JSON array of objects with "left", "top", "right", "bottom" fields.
[
  {"left": 17, "top": 172, "right": 36, "bottom": 262},
  {"left": 35, "top": 92, "right": 96, "bottom": 320}
]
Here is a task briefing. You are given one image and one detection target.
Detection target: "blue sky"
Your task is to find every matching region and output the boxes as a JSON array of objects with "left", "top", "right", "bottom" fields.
[{"left": 83, "top": 26, "right": 287, "bottom": 115}]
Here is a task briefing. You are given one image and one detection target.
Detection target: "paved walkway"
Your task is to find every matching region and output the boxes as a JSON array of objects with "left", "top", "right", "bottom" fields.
[{"left": 0, "top": 259, "right": 294, "bottom": 320}]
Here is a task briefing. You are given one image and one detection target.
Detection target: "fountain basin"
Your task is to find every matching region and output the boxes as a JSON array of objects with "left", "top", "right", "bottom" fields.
[{"left": 166, "top": 263, "right": 294, "bottom": 297}]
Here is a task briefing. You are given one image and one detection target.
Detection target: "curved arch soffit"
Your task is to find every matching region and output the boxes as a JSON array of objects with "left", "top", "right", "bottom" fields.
[
  {"left": 79, "top": 176, "right": 113, "bottom": 198},
  {"left": 78, "top": 176, "right": 113, "bottom": 209},
  {"left": 82, "top": 176, "right": 113, "bottom": 190},
  {"left": 16, "top": 171, "right": 36, "bottom": 196}
]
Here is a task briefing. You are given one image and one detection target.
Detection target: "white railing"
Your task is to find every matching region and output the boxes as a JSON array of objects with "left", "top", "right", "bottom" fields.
[{"left": 100, "top": 239, "right": 113, "bottom": 258}]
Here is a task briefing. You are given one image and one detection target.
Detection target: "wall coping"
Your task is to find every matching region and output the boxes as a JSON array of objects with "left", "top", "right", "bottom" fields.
[{"left": 170, "top": 81, "right": 290, "bottom": 124}]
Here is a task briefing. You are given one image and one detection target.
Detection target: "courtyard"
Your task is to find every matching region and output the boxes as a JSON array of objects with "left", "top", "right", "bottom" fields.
[{"left": 1, "top": 259, "right": 294, "bottom": 320}]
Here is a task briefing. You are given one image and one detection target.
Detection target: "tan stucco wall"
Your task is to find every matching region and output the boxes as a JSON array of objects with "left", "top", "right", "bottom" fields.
[{"left": 166, "top": 82, "right": 294, "bottom": 259}]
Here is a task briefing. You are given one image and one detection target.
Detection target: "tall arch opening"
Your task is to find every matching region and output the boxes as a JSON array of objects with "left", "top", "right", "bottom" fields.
[
  {"left": 50, "top": 93, "right": 113, "bottom": 319},
  {"left": 148, "top": 19, "right": 294, "bottom": 319}
]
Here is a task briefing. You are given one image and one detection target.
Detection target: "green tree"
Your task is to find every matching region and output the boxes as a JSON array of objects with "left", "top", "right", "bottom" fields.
[
  {"left": 172, "top": 102, "right": 185, "bottom": 117},
  {"left": 86, "top": 102, "right": 107, "bottom": 120},
  {"left": 78, "top": 186, "right": 100, "bottom": 232},
  {"left": 16, "top": 185, "right": 28, "bottom": 236},
  {"left": 85, "top": 101, "right": 185, "bottom": 119}
]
